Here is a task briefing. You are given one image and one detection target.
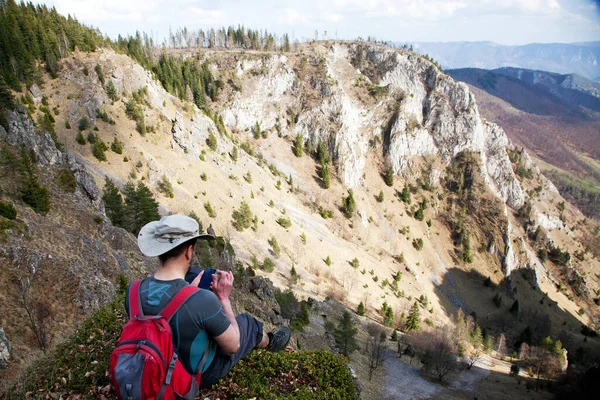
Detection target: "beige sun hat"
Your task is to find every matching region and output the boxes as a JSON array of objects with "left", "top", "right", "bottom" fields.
[{"left": 137, "top": 214, "right": 214, "bottom": 257}]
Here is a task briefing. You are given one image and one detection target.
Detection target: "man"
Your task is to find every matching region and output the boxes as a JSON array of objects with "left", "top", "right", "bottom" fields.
[{"left": 127, "top": 214, "right": 291, "bottom": 389}]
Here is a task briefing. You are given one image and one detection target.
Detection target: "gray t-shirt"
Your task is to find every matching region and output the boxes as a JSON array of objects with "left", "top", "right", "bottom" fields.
[{"left": 125, "top": 277, "right": 230, "bottom": 374}]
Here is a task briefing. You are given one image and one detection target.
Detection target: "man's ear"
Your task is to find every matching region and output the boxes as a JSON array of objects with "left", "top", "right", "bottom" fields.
[{"left": 186, "top": 244, "right": 195, "bottom": 260}]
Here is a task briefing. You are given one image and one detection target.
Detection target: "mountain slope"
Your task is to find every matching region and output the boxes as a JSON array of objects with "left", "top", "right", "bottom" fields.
[{"left": 1, "top": 37, "right": 600, "bottom": 398}]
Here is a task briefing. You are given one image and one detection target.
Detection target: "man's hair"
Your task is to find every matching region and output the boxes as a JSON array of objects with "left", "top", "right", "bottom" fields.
[{"left": 158, "top": 238, "right": 198, "bottom": 264}]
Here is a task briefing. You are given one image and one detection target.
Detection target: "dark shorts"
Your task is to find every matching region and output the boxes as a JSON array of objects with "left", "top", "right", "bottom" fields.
[{"left": 200, "top": 313, "right": 264, "bottom": 389}]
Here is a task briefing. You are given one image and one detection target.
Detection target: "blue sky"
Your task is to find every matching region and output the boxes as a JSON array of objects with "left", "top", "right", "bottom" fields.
[{"left": 36, "top": 0, "right": 600, "bottom": 45}]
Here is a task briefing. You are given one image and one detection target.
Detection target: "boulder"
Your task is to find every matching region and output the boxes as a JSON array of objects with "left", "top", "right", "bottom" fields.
[{"left": 29, "top": 83, "right": 43, "bottom": 104}]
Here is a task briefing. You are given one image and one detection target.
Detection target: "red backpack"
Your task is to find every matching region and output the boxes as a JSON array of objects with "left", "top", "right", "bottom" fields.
[{"left": 110, "top": 280, "right": 209, "bottom": 400}]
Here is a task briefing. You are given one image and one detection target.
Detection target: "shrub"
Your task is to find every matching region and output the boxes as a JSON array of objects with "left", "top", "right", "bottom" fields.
[
  {"left": 82, "top": 65, "right": 89, "bottom": 76},
  {"left": 262, "top": 257, "right": 274, "bottom": 272},
  {"left": 232, "top": 201, "right": 254, "bottom": 231},
  {"left": 376, "top": 191, "right": 384, "bottom": 202},
  {"left": 205, "top": 132, "right": 218, "bottom": 151},
  {"left": 111, "top": 138, "right": 123, "bottom": 154},
  {"left": 204, "top": 201, "right": 217, "bottom": 218},
  {"left": 0, "top": 201, "right": 17, "bottom": 220},
  {"left": 318, "top": 206, "right": 334, "bottom": 219},
  {"left": 75, "top": 132, "right": 86, "bottom": 145},
  {"left": 412, "top": 238, "right": 423, "bottom": 251},
  {"left": 320, "top": 162, "right": 331, "bottom": 189},
  {"left": 94, "top": 64, "right": 104, "bottom": 85},
  {"left": 277, "top": 217, "right": 292, "bottom": 229},
  {"left": 78, "top": 117, "right": 90, "bottom": 131},
  {"left": 200, "top": 172, "right": 207, "bottom": 181},
  {"left": 56, "top": 169, "right": 77, "bottom": 193},
  {"left": 157, "top": 175, "right": 174, "bottom": 198},
  {"left": 269, "top": 236, "right": 281, "bottom": 258},
  {"left": 125, "top": 99, "right": 145, "bottom": 134},
  {"left": 106, "top": 80, "right": 118, "bottom": 101},
  {"left": 350, "top": 258, "right": 360, "bottom": 269},
  {"left": 65, "top": 120, "right": 71, "bottom": 129},
  {"left": 324, "top": 256, "right": 332, "bottom": 266},
  {"left": 230, "top": 146, "right": 238, "bottom": 162},
  {"left": 92, "top": 138, "right": 108, "bottom": 161}
]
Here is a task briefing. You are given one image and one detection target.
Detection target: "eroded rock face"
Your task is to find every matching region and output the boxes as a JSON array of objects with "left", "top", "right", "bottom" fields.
[{"left": 1, "top": 106, "right": 63, "bottom": 165}]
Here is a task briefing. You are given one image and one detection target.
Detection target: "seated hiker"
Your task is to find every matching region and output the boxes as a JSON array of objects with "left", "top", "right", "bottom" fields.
[{"left": 126, "top": 214, "right": 291, "bottom": 389}]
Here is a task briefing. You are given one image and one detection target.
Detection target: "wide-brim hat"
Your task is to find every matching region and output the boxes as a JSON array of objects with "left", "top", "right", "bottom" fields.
[{"left": 138, "top": 214, "right": 214, "bottom": 257}]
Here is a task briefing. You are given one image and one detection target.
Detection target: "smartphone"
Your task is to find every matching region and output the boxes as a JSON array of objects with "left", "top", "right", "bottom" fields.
[{"left": 199, "top": 268, "right": 217, "bottom": 290}]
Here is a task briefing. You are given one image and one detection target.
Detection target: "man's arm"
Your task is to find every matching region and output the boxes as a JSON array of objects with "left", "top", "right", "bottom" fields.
[{"left": 211, "top": 271, "right": 240, "bottom": 354}]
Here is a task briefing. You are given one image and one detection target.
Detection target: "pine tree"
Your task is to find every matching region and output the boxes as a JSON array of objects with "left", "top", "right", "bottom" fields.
[
  {"left": 342, "top": 189, "right": 356, "bottom": 218},
  {"left": 321, "top": 162, "right": 330, "bottom": 189},
  {"left": 333, "top": 311, "right": 360, "bottom": 356},
  {"left": 18, "top": 147, "right": 50, "bottom": 214},
  {"left": 122, "top": 182, "right": 160, "bottom": 235},
  {"left": 471, "top": 325, "right": 484, "bottom": 349},
  {"left": 405, "top": 301, "right": 421, "bottom": 331},
  {"left": 357, "top": 301, "right": 365, "bottom": 316},
  {"left": 102, "top": 177, "right": 124, "bottom": 227},
  {"left": 293, "top": 134, "right": 303, "bottom": 157},
  {"left": 384, "top": 165, "right": 394, "bottom": 187},
  {"left": 400, "top": 185, "right": 411, "bottom": 204}
]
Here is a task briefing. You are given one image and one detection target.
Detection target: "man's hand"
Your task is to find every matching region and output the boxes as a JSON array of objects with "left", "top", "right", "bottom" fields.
[
  {"left": 190, "top": 270, "right": 204, "bottom": 288},
  {"left": 211, "top": 270, "right": 233, "bottom": 301}
]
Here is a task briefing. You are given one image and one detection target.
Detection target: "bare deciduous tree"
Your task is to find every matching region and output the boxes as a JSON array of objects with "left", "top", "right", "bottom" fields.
[
  {"left": 366, "top": 324, "right": 387, "bottom": 381},
  {"left": 408, "top": 326, "right": 458, "bottom": 382}
]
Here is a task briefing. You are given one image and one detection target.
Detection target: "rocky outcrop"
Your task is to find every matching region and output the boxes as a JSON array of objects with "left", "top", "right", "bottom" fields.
[
  {"left": 0, "top": 328, "right": 10, "bottom": 370},
  {"left": 29, "top": 83, "right": 43, "bottom": 104},
  {"left": 65, "top": 153, "right": 104, "bottom": 211},
  {"left": 0, "top": 105, "right": 63, "bottom": 165}
]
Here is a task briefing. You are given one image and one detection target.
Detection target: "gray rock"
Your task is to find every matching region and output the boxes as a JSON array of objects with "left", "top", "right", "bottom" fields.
[
  {"left": 0, "top": 328, "right": 10, "bottom": 369},
  {"left": 0, "top": 108, "right": 63, "bottom": 165},
  {"left": 65, "top": 153, "right": 104, "bottom": 211},
  {"left": 29, "top": 83, "right": 43, "bottom": 104}
]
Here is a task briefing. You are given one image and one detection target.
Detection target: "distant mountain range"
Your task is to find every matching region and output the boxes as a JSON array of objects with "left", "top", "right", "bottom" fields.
[
  {"left": 448, "top": 67, "right": 600, "bottom": 116},
  {"left": 408, "top": 41, "right": 600, "bottom": 82}
]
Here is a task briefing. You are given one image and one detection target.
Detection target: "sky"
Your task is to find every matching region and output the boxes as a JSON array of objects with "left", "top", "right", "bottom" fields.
[{"left": 35, "top": 0, "right": 600, "bottom": 46}]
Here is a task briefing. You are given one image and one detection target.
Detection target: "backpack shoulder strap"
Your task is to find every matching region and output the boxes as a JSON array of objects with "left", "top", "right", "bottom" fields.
[
  {"left": 128, "top": 279, "right": 143, "bottom": 317},
  {"left": 160, "top": 285, "right": 198, "bottom": 322}
]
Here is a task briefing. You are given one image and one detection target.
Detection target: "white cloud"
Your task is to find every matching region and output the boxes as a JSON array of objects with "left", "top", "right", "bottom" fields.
[
  {"left": 51, "top": 0, "right": 159, "bottom": 22},
  {"left": 188, "top": 7, "right": 225, "bottom": 24},
  {"left": 277, "top": 8, "right": 310, "bottom": 25},
  {"left": 324, "top": 13, "right": 344, "bottom": 22}
]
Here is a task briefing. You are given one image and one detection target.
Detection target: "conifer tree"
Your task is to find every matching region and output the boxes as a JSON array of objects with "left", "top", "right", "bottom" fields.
[
  {"left": 293, "top": 134, "right": 303, "bottom": 157},
  {"left": 102, "top": 177, "right": 124, "bottom": 227},
  {"left": 122, "top": 182, "right": 160, "bottom": 235},
  {"left": 405, "top": 301, "right": 421, "bottom": 331},
  {"left": 321, "top": 162, "right": 330, "bottom": 189},
  {"left": 18, "top": 147, "right": 50, "bottom": 214},
  {"left": 357, "top": 301, "right": 365, "bottom": 316},
  {"left": 342, "top": 189, "right": 356, "bottom": 218},
  {"left": 384, "top": 165, "right": 394, "bottom": 187},
  {"left": 333, "top": 311, "right": 360, "bottom": 356}
]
